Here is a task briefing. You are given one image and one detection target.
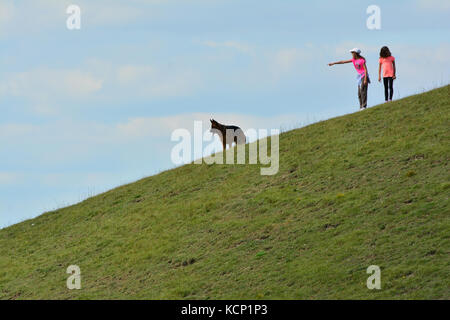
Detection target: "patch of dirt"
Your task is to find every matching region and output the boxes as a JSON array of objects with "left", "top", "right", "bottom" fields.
[{"left": 323, "top": 223, "right": 340, "bottom": 230}]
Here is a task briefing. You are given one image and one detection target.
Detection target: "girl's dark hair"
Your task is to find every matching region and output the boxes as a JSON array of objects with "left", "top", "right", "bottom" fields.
[{"left": 380, "top": 46, "right": 391, "bottom": 58}]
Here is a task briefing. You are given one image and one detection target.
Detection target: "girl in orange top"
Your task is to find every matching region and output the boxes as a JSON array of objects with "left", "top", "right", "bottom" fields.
[{"left": 378, "top": 46, "right": 396, "bottom": 102}]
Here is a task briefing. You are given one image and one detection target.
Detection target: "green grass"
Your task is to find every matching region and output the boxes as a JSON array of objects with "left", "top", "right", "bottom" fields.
[{"left": 1, "top": 86, "right": 449, "bottom": 300}]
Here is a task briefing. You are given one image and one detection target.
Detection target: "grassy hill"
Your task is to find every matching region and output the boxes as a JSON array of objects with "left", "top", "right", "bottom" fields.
[{"left": 0, "top": 86, "right": 449, "bottom": 300}]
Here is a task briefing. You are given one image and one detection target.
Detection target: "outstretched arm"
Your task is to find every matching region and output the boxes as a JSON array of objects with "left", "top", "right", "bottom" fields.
[{"left": 328, "top": 59, "right": 352, "bottom": 66}]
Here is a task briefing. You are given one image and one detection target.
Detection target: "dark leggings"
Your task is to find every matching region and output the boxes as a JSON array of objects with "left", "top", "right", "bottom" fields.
[{"left": 383, "top": 77, "right": 394, "bottom": 101}]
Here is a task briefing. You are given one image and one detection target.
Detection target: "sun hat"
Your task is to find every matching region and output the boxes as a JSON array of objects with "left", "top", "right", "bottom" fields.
[{"left": 349, "top": 48, "right": 361, "bottom": 54}]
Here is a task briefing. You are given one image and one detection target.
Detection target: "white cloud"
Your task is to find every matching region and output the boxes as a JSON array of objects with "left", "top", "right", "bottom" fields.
[
  {"left": 0, "top": 2, "right": 14, "bottom": 37},
  {"left": 0, "top": 0, "right": 65, "bottom": 36},
  {"left": 416, "top": 0, "right": 450, "bottom": 11},
  {"left": 0, "top": 111, "right": 318, "bottom": 155},
  {"left": 0, "top": 124, "right": 35, "bottom": 138},
  {"left": 273, "top": 47, "right": 314, "bottom": 74},
  {"left": 83, "top": 2, "right": 143, "bottom": 25},
  {"left": 203, "top": 41, "right": 252, "bottom": 53},
  {"left": 117, "top": 65, "right": 155, "bottom": 85},
  {"left": 1, "top": 68, "right": 103, "bottom": 97},
  {"left": 0, "top": 0, "right": 153, "bottom": 36},
  {"left": 393, "top": 43, "right": 450, "bottom": 89},
  {"left": 0, "top": 2, "right": 14, "bottom": 23},
  {"left": 199, "top": 41, "right": 322, "bottom": 88},
  {"left": 396, "top": 43, "right": 450, "bottom": 64},
  {"left": 63, "top": 70, "right": 104, "bottom": 95},
  {"left": 0, "top": 59, "right": 202, "bottom": 115},
  {"left": 0, "top": 68, "right": 103, "bottom": 114},
  {"left": 0, "top": 172, "right": 22, "bottom": 185},
  {"left": 334, "top": 42, "right": 379, "bottom": 56},
  {"left": 115, "top": 64, "right": 201, "bottom": 98},
  {"left": 116, "top": 112, "right": 323, "bottom": 141},
  {"left": 245, "top": 44, "right": 321, "bottom": 84}
]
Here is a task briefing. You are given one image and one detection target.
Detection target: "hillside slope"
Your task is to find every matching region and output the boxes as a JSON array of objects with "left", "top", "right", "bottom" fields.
[{"left": 0, "top": 86, "right": 449, "bottom": 299}]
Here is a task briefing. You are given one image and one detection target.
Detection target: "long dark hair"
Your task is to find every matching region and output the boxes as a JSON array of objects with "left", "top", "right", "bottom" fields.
[
  {"left": 380, "top": 46, "right": 391, "bottom": 58},
  {"left": 353, "top": 52, "right": 366, "bottom": 62}
]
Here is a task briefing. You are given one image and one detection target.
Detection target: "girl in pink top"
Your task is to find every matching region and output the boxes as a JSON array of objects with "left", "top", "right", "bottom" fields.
[
  {"left": 378, "top": 46, "right": 396, "bottom": 102},
  {"left": 328, "top": 48, "right": 370, "bottom": 110}
]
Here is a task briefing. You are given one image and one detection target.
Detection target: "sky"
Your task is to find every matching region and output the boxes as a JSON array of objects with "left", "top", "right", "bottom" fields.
[{"left": 0, "top": 0, "right": 449, "bottom": 228}]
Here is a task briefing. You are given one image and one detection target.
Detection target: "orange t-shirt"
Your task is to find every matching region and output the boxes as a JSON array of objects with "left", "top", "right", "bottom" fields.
[{"left": 379, "top": 56, "right": 395, "bottom": 78}]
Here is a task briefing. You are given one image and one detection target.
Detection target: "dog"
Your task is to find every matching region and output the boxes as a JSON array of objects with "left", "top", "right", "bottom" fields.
[{"left": 210, "top": 119, "right": 246, "bottom": 151}]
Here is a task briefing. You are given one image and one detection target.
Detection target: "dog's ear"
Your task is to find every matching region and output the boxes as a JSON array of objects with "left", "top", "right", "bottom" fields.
[{"left": 210, "top": 119, "right": 213, "bottom": 123}]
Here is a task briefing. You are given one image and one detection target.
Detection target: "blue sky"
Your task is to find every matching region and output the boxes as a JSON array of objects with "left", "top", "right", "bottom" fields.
[{"left": 1, "top": 0, "right": 449, "bottom": 228}]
